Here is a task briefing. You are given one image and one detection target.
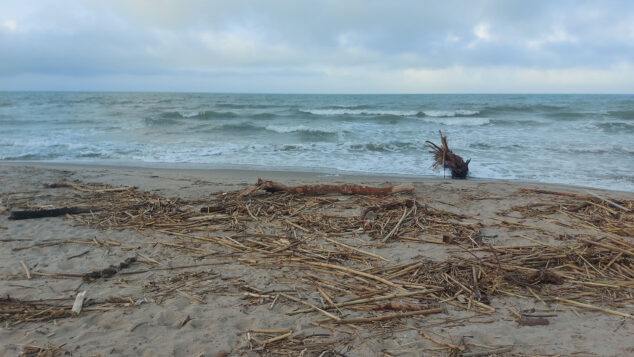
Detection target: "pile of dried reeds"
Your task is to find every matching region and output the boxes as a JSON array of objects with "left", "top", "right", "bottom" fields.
[
  {"left": 0, "top": 296, "right": 134, "bottom": 326},
  {"left": 6, "top": 180, "right": 633, "bottom": 355}
]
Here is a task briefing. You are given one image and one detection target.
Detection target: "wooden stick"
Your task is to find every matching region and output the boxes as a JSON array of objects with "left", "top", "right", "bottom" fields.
[
  {"left": 20, "top": 260, "right": 30, "bottom": 279},
  {"left": 284, "top": 219, "right": 310, "bottom": 233},
  {"left": 247, "top": 329, "right": 292, "bottom": 334},
  {"left": 177, "top": 289, "right": 206, "bottom": 304},
  {"left": 261, "top": 331, "right": 292, "bottom": 345},
  {"left": 304, "top": 261, "right": 407, "bottom": 291},
  {"left": 383, "top": 207, "right": 410, "bottom": 243},
  {"left": 290, "top": 289, "right": 437, "bottom": 315},
  {"left": 462, "top": 346, "right": 513, "bottom": 356},
  {"left": 584, "top": 190, "right": 630, "bottom": 212},
  {"left": 420, "top": 331, "right": 464, "bottom": 351},
  {"left": 335, "top": 308, "right": 442, "bottom": 324},
  {"left": 281, "top": 293, "right": 340, "bottom": 321},
  {"left": 577, "top": 237, "right": 634, "bottom": 257},
  {"left": 553, "top": 297, "right": 634, "bottom": 319},
  {"left": 518, "top": 187, "right": 586, "bottom": 198},
  {"left": 322, "top": 236, "right": 389, "bottom": 261}
]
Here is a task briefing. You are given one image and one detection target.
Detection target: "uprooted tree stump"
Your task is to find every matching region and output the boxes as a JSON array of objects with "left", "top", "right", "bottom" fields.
[{"left": 425, "top": 130, "right": 470, "bottom": 179}]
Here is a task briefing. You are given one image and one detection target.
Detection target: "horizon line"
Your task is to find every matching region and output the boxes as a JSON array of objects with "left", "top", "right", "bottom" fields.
[{"left": 1, "top": 90, "right": 633, "bottom": 95}]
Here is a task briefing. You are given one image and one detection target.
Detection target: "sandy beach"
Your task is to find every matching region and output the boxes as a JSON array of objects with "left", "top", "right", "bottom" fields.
[{"left": 1, "top": 162, "right": 632, "bottom": 356}]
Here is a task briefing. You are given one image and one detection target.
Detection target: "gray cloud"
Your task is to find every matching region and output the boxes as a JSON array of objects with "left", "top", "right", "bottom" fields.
[{"left": 1, "top": 0, "right": 633, "bottom": 92}]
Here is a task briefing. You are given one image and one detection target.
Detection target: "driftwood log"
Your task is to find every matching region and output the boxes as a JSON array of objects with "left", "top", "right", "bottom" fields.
[
  {"left": 425, "top": 130, "right": 470, "bottom": 179},
  {"left": 9, "top": 207, "right": 95, "bottom": 220},
  {"left": 240, "top": 179, "right": 414, "bottom": 197}
]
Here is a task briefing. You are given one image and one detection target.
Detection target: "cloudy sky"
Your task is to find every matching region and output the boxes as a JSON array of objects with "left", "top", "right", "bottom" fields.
[{"left": 1, "top": 0, "right": 633, "bottom": 93}]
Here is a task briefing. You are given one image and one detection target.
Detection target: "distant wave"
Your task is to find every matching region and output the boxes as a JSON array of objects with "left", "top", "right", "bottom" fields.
[
  {"left": 249, "top": 113, "right": 278, "bottom": 119},
  {"left": 299, "top": 108, "right": 419, "bottom": 116},
  {"left": 323, "top": 105, "right": 373, "bottom": 110},
  {"left": 145, "top": 110, "right": 240, "bottom": 125},
  {"left": 216, "top": 103, "right": 281, "bottom": 109},
  {"left": 480, "top": 104, "right": 565, "bottom": 115},
  {"left": 588, "top": 121, "right": 634, "bottom": 133},
  {"left": 418, "top": 110, "right": 480, "bottom": 117},
  {"left": 349, "top": 141, "right": 419, "bottom": 153},
  {"left": 489, "top": 118, "right": 545, "bottom": 127},
  {"left": 186, "top": 110, "right": 238, "bottom": 119},
  {"left": 608, "top": 110, "right": 634, "bottom": 120},
  {"left": 265, "top": 124, "right": 338, "bottom": 135},
  {"left": 300, "top": 108, "right": 482, "bottom": 119},
  {"left": 198, "top": 123, "right": 341, "bottom": 141},
  {"left": 542, "top": 111, "right": 606, "bottom": 120},
  {"left": 214, "top": 122, "right": 264, "bottom": 133},
  {"left": 144, "top": 116, "right": 179, "bottom": 126},
  {"left": 421, "top": 117, "right": 490, "bottom": 126},
  {"left": 468, "top": 141, "right": 634, "bottom": 156},
  {"left": 556, "top": 145, "right": 634, "bottom": 155}
]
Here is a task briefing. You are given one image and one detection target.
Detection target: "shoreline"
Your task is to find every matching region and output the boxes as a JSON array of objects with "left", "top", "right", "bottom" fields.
[{"left": 2, "top": 161, "right": 632, "bottom": 196}]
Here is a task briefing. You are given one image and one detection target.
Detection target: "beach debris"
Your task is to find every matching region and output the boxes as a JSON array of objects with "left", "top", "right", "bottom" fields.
[
  {"left": 20, "top": 260, "right": 31, "bottom": 279},
  {"left": 71, "top": 291, "right": 87, "bottom": 316},
  {"left": 518, "top": 187, "right": 586, "bottom": 198},
  {"left": 8, "top": 179, "right": 634, "bottom": 355},
  {"left": 1, "top": 295, "right": 133, "bottom": 326},
  {"left": 20, "top": 344, "right": 68, "bottom": 357},
  {"left": 421, "top": 331, "right": 465, "bottom": 351},
  {"left": 425, "top": 130, "right": 470, "bottom": 178},
  {"left": 462, "top": 346, "right": 514, "bottom": 356},
  {"left": 240, "top": 178, "right": 414, "bottom": 197},
  {"left": 9, "top": 206, "right": 96, "bottom": 220},
  {"left": 82, "top": 257, "right": 137, "bottom": 281}
]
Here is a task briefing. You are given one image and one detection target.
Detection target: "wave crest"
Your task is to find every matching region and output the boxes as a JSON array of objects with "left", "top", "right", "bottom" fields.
[
  {"left": 418, "top": 110, "right": 480, "bottom": 117},
  {"left": 299, "top": 108, "right": 419, "bottom": 116}
]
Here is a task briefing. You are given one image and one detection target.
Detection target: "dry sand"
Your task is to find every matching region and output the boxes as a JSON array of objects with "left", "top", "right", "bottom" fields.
[{"left": 0, "top": 162, "right": 632, "bottom": 356}]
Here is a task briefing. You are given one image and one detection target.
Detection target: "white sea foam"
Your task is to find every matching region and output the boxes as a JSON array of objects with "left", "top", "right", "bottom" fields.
[
  {"left": 421, "top": 117, "right": 491, "bottom": 126},
  {"left": 264, "top": 124, "right": 337, "bottom": 134},
  {"left": 422, "top": 110, "right": 480, "bottom": 117},
  {"left": 299, "top": 109, "right": 419, "bottom": 116}
]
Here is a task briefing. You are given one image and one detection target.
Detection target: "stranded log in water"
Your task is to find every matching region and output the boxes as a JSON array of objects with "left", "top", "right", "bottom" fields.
[
  {"left": 425, "top": 130, "right": 470, "bottom": 179},
  {"left": 240, "top": 179, "right": 414, "bottom": 197}
]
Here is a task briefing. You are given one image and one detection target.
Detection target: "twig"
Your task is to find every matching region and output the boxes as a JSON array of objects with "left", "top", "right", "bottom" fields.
[
  {"left": 20, "top": 260, "right": 31, "bottom": 279},
  {"left": 462, "top": 346, "right": 514, "bottom": 356},
  {"left": 518, "top": 187, "right": 586, "bottom": 198},
  {"left": 323, "top": 236, "right": 389, "bottom": 261},
  {"left": 290, "top": 290, "right": 437, "bottom": 314},
  {"left": 584, "top": 190, "right": 630, "bottom": 212},
  {"left": 335, "top": 308, "right": 442, "bottom": 324},
  {"left": 304, "top": 261, "right": 406, "bottom": 291},
  {"left": 261, "top": 331, "right": 293, "bottom": 346},
  {"left": 281, "top": 293, "right": 341, "bottom": 321},
  {"left": 577, "top": 237, "right": 634, "bottom": 257},
  {"left": 383, "top": 207, "right": 410, "bottom": 243},
  {"left": 420, "top": 331, "right": 464, "bottom": 351},
  {"left": 552, "top": 297, "right": 634, "bottom": 319}
]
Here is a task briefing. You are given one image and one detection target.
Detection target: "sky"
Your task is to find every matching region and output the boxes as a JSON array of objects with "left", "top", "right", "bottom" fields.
[{"left": 1, "top": 0, "right": 633, "bottom": 93}]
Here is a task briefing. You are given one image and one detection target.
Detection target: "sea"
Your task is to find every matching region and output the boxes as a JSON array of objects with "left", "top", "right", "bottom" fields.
[{"left": 1, "top": 92, "right": 633, "bottom": 192}]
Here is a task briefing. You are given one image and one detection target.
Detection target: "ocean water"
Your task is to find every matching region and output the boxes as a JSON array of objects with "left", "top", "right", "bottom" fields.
[{"left": 1, "top": 92, "right": 633, "bottom": 192}]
